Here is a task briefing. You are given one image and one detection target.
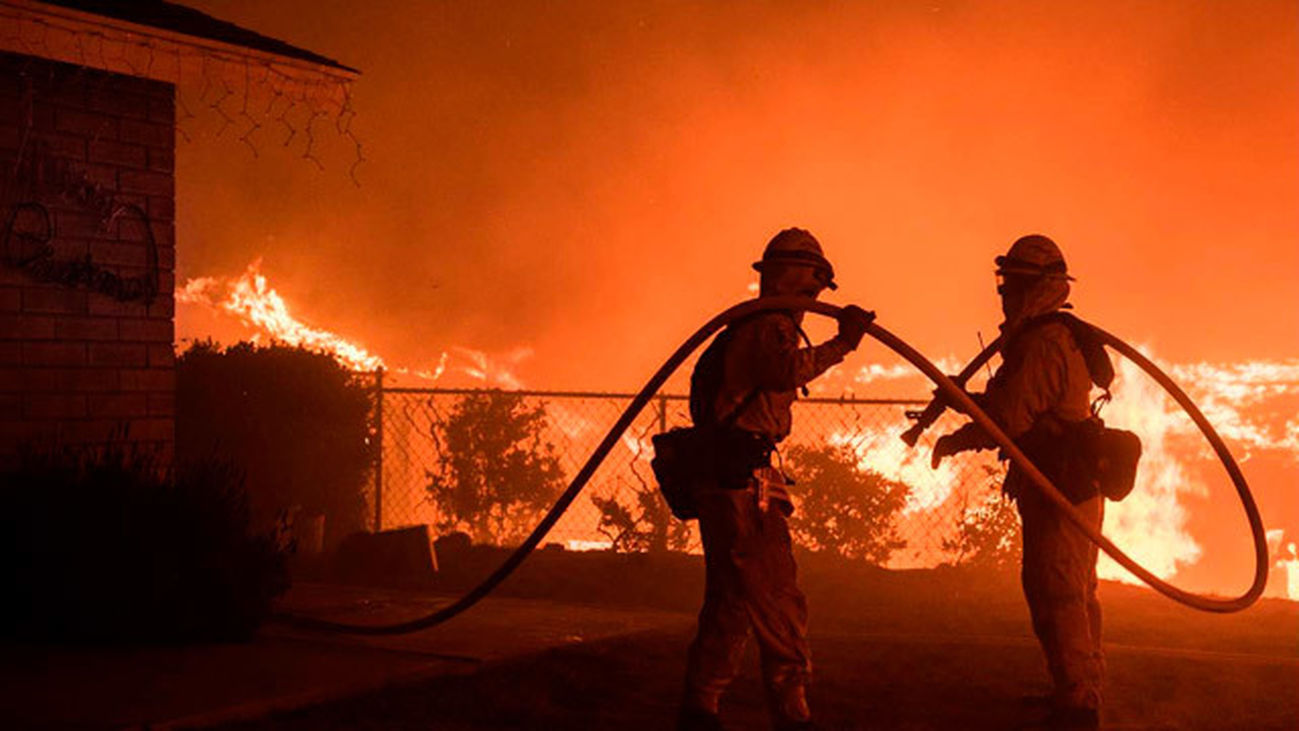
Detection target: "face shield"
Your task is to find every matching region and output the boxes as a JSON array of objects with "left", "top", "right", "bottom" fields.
[
  {"left": 996, "top": 271, "right": 1037, "bottom": 297},
  {"left": 761, "top": 262, "right": 830, "bottom": 299},
  {"left": 996, "top": 267, "right": 1072, "bottom": 325},
  {"left": 811, "top": 266, "right": 836, "bottom": 292}
]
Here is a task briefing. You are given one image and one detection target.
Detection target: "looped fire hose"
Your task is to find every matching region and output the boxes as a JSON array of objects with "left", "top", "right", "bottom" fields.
[{"left": 277, "top": 297, "right": 1267, "bottom": 635}]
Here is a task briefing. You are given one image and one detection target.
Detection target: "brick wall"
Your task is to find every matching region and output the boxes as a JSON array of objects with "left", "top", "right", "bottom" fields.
[{"left": 1, "top": 51, "right": 176, "bottom": 465}]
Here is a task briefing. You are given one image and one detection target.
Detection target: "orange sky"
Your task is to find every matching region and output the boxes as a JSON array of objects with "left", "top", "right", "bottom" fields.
[{"left": 175, "top": 0, "right": 1298, "bottom": 391}]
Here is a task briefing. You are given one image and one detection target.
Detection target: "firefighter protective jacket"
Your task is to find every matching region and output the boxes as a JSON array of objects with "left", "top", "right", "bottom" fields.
[{"left": 710, "top": 311, "right": 852, "bottom": 443}]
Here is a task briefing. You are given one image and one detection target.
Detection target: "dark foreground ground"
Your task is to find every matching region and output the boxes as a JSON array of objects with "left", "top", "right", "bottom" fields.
[
  {"left": 3, "top": 552, "right": 1295, "bottom": 730},
  {"left": 225, "top": 552, "right": 1296, "bottom": 731}
]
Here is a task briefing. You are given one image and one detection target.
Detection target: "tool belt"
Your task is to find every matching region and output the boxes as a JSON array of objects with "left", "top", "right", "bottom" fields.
[
  {"left": 1010, "top": 415, "right": 1142, "bottom": 504},
  {"left": 651, "top": 426, "right": 773, "bottom": 520}
]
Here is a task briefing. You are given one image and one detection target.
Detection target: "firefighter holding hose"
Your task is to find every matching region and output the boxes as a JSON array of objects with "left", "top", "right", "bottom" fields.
[
  {"left": 931, "top": 234, "right": 1105, "bottom": 730},
  {"left": 678, "top": 228, "right": 874, "bottom": 731}
]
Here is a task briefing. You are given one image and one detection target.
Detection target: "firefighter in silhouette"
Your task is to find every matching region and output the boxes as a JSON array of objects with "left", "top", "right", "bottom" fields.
[
  {"left": 931, "top": 234, "right": 1105, "bottom": 730},
  {"left": 678, "top": 228, "right": 874, "bottom": 731}
]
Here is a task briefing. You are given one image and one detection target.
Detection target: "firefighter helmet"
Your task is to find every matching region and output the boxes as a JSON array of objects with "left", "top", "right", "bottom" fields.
[
  {"left": 995, "top": 234, "right": 1075, "bottom": 281},
  {"left": 752, "top": 227, "right": 837, "bottom": 290}
]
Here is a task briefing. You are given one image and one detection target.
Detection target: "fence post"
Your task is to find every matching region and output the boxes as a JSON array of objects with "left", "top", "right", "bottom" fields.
[
  {"left": 374, "top": 367, "right": 384, "bottom": 533},
  {"left": 657, "top": 394, "right": 667, "bottom": 433}
]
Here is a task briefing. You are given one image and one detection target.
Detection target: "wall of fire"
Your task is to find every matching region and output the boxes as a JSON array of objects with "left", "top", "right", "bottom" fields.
[{"left": 1, "top": 50, "right": 176, "bottom": 466}]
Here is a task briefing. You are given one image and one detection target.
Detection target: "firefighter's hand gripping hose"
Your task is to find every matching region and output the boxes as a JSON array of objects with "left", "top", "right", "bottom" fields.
[{"left": 276, "top": 297, "right": 1268, "bottom": 635}]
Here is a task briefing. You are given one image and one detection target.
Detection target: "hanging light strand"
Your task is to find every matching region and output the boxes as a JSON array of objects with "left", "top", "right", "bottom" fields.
[{"left": 0, "top": 6, "right": 365, "bottom": 184}]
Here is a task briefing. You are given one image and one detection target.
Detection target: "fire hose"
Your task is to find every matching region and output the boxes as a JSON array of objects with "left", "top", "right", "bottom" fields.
[{"left": 277, "top": 297, "right": 1268, "bottom": 635}]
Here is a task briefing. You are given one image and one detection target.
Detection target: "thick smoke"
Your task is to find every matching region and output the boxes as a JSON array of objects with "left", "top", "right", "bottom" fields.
[
  {"left": 173, "top": 1, "right": 1298, "bottom": 595},
  {"left": 176, "top": 0, "right": 1297, "bottom": 390}
]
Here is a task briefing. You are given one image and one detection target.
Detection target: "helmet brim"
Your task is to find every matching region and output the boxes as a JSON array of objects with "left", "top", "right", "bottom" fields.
[
  {"left": 752, "top": 260, "right": 838, "bottom": 290},
  {"left": 994, "top": 255, "right": 1076, "bottom": 281}
]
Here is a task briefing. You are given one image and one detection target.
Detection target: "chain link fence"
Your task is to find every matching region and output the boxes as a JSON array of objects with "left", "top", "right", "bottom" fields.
[{"left": 370, "top": 384, "right": 1017, "bottom": 569}]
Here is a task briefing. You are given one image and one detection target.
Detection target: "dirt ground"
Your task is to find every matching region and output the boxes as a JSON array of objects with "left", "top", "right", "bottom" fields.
[{"left": 214, "top": 555, "right": 1298, "bottom": 730}]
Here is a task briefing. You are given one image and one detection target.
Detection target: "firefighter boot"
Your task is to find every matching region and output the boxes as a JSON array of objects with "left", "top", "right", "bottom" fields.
[
  {"left": 1044, "top": 706, "right": 1099, "bottom": 731},
  {"left": 676, "top": 705, "right": 725, "bottom": 731},
  {"left": 767, "top": 682, "right": 813, "bottom": 730}
]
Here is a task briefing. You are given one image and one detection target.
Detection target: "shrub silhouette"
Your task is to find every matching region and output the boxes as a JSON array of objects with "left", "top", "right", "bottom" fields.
[
  {"left": 176, "top": 341, "right": 375, "bottom": 547},
  {"left": 0, "top": 445, "right": 288, "bottom": 642},
  {"left": 591, "top": 476, "right": 692, "bottom": 553},
  {"left": 425, "top": 391, "right": 565, "bottom": 545},
  {"left": 786, "top": 443, "right": 909, "bottom": 564},
  {"left": 943, "top": 464, "right": 1021, "bottom": 569}
]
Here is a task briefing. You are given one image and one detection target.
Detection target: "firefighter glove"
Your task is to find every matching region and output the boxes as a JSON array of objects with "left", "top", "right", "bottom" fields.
[
  {"left": 836, "top": 305, "right": 874, "bottom": 349},
  {"left": 931, "top": 425, "right": 988, "bottom": 468}
]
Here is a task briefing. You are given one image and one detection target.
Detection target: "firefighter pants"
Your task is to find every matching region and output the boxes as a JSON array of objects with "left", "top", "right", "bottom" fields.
[
  {"left": 1017, "top": 488, "right": 1105, "bottom": 711},
  {"left": 683, "top": 481, "right": 811, "bottom": 722}
]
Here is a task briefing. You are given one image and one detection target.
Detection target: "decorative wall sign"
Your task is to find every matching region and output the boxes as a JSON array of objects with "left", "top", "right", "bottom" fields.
[
  {"left": 2, "top": 200, "right": 160, "bottom": 304},
  {"left": 3, "top": 139, "right": 161, "bottom": 305}
]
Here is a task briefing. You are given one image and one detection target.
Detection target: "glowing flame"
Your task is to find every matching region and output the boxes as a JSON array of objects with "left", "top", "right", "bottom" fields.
[
  {"left": 829, "top": 415, "right": 966, "bottom": 514},
  {"left": 567, "top": 539, "right": 615, "bottom": 552},
  {"left": 1096, "top": 352, "right": 1203, "bottom": 583},
  {"left": 178, "top": 260, "right": 385, "bottom": 371},
  {"left": 849, "top": 359, "right": 966, "bottom": 387},
  {"left": 826, "top": 344, "right": 1297, "bottom": 596},
  {"left": 450, "top": 345, "right": 533, "bottom": 391},
  {"left": 1097, "top": 353, "right": 1299, "bottom": 589},
  {"left": 1282, "top": 544, "right": 1299, "bottom": 601},
  {"left": 1169, "top": 360, "right": 1299, "bottom": 458},
  {"left": 1265, "top": 529, "right": 1299, "bottom": 600},
  {"left": 178, "top": 260, "right": 530, "bottom": 389},
  {"left": 179, "top": 264, "right": 1296, "bottom": 599}
]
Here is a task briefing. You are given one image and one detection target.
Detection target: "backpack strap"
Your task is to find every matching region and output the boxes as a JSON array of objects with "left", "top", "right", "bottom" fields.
[
  {"left": 1059, "top": 312, "right": 1115, "bottom": 391},
  {"left": 1017, "top": 311, "right": 1115, "bottom": 390},
  {"left": 693, "top": 309, "right": 817, "bottom": 427},
  {"left": 716, "top": 387, "right": 763, "bottom": 429}
]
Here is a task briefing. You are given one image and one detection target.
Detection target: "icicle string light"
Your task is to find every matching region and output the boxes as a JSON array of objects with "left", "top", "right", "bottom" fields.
[{"left": 0, "top": 3, "right": 365, "bottom": 184}]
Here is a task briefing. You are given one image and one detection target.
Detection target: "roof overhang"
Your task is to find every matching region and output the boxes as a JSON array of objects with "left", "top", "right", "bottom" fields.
[{"left": 1, "top": 0, "right": 356, "bottom": 107}]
